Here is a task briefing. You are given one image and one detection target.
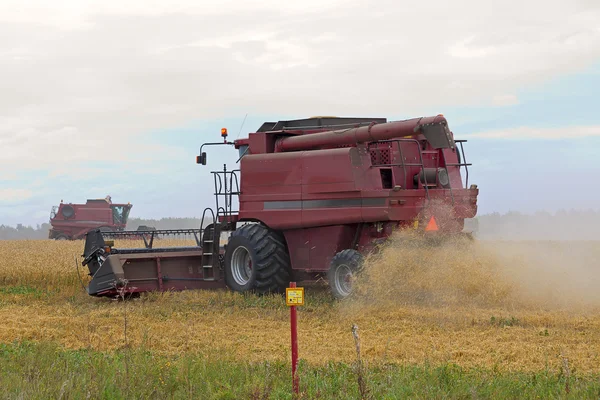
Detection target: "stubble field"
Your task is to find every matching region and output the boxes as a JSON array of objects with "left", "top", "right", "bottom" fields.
[{"left": 1, "top": 234, "right": 600, "bottom": 399}]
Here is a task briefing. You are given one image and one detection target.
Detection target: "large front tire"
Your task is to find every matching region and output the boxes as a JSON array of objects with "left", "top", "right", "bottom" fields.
[
  {"left": 224, "top": 223, "right": 291, "bottom": 294},
  {"left": 327, "top": 249, "right": 363, "bottom": 299}
]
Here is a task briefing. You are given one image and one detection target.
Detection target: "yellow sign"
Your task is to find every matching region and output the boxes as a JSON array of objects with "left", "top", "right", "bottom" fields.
[{"left": 286, "top": 287, "right": 305, "bottom": 306}]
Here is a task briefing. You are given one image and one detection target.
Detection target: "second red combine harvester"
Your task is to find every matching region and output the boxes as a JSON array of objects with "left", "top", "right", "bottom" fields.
[
  {"left": 49, "top": 196, "right": 132, "bottom": 240},
  {"left": 82, "top": 115, "right": 478, "bottom": 299}
]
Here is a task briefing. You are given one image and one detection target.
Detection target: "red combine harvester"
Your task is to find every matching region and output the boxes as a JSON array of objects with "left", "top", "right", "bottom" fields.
[
  {"left": 81, "top": 115, "right": 478, "bottom": 299},
  {"left": 49, "top": 196, "right": 132, "bottom": 240}
]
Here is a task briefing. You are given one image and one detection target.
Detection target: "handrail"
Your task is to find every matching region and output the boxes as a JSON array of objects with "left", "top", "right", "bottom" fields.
[
  {"left": 446, "top": 140, "right": 471, "bottom": 188},
  {"left": 438, "top": 149, "right": 455, "bottom": 205},
  {"left": 211, "top": 164, "right": 241, "bottom": 223}
]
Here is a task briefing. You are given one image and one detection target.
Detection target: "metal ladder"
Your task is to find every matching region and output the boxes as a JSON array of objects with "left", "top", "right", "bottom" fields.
[{"left": 198, "top": 207, "right": 220, "bottom": 281}]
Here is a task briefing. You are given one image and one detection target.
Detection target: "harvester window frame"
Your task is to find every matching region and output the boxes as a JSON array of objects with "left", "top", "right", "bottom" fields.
[
  {"left": 111, "top": 205, "right": 130, "bottom": 225},
  {"left": 237, "top": 144, "right": 250, "bottom": 162}
]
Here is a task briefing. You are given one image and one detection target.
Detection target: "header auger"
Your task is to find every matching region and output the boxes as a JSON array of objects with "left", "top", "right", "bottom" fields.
[{"left": 81, "top": 115, "right": 478, "bottom": 299}]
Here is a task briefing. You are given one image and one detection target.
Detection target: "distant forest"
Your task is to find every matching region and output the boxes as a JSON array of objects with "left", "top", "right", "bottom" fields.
[{"left": 1, "top": 210, "right": 599, "bottom": 240}]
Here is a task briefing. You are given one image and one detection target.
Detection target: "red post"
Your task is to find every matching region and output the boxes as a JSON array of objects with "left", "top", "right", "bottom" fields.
[{"left": 290, "top": 281, "right": 299, "bottom": 395}]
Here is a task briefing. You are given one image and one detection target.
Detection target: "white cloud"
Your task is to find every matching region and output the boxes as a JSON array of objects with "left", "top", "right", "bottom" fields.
[
  {"left": 491, "top": 94, "right": 519, "bottom": 107},
  {"left": 0, "top": 0, "right": 597, "bottom": 123},
  {"left": 0, "top": 172, "right": 21, "bottom": 181},
  {"left": 466, "top": 125, "right": 600, "bottom": 140},
  {"left": 0, "top": 188, "right": 33, "bottom": 203}
]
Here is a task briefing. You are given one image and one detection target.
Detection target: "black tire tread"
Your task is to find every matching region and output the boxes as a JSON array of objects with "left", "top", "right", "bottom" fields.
[
  {"left": 332, "top": 249, "right": 363, "bottom": 268},
  {"left": 328, "top": 249, "right": 363, "bottom": 299},
  {"left": 230, "top": 223, "right": 291, "bottom": 293}
]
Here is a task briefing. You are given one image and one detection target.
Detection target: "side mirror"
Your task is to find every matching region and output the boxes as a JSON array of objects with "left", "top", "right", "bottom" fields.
[{"left": 196, "top": 152, "right": 207, "bottom": 165}]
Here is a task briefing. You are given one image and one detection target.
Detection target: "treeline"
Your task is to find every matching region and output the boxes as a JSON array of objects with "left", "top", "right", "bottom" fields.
[
  {"left": 0, "top": 223, "right": 53, "bottom": 240},
  {"left": 1, "top": 210, "right": 599, "bottom": 240}
]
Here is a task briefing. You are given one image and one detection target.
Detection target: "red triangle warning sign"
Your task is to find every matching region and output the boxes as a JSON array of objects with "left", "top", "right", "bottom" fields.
[{"left": 425, "top": 216, "right": 439, "bottom": 231}]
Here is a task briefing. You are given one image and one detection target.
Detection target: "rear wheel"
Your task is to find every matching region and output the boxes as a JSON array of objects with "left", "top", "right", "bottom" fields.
[
  {"left": 55, "top": 234, "right": 69, "bottom": 241},
  {"left": 327, "top": 249, "right": 363, "bottom": 299},
  {"left": 224, "top": 223, "right": 291, "bottom": 294}
]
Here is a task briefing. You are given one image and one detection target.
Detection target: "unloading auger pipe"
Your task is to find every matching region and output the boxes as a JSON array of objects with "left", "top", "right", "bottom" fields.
[{"left": 275, "top": 115, "right": 448, "bottom": 152}]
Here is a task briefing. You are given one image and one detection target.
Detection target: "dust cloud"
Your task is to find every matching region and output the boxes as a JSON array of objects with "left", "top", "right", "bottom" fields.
[{"left": 350, "top": 229, "right": 600, "bottom": 313}]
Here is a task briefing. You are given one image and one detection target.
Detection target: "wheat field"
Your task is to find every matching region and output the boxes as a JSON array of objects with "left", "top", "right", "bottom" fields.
[{"left": 1, "top": 233, "right": 600, "bottom": 380}]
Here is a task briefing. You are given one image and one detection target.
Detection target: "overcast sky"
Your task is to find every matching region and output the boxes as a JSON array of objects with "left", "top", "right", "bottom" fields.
[{"left": 1, "top": 0, "right": 599, "bottom": 226}]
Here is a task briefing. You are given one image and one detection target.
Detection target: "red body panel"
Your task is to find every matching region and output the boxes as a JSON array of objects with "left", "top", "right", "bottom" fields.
[{"left": 283, "top": 225, "right": 357, "bottom": 273}]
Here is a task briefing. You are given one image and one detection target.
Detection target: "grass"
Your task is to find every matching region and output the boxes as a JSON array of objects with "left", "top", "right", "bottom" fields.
[
  {"left": 1, "top": 236, "right": 600, "bottom": 397},
  {"left": 2, "top": 340, "right": 600, "bottom": 399}
]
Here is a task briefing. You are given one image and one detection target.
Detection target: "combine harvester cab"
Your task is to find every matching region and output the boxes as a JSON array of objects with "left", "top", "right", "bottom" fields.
[
  {"left": 81, "top": 115, "right": 479, "bottom": 299},
  {"left": 49, "top": 196, "right": 132, "bottom": 240}
]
